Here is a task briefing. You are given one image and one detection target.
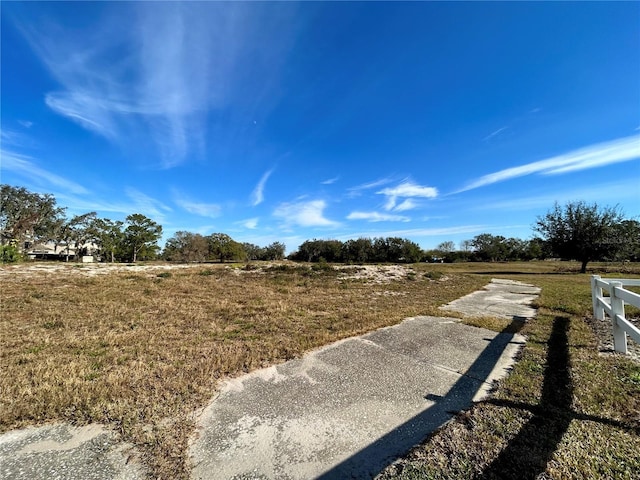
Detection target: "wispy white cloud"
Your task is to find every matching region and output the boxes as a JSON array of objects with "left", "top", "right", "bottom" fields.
[
  {"left": 52, "top": 193, "right": 142, "bottom": 219},
  {"left": 126, "top": 188, "right": 172, "bottom": 221},
  {"left": 336, "top": 225, "right": 487, "bottom": 243},
  {"left": 483, "top": 126, "right": 508, "bottom": 142},
  {"left": 0, "top": 167, "right": 185, "bottom": 222},
  {"left": 45, "top": 187, "right": 174, "bottom": 224},
  {"left": 273, "top": 199, "right": 338, "bottom": 227},
  {"left": 321, "top": 176, "right": 339, "bottom": 185},
  {"left": 377, "top": 180, "right": 438, "bottom": 211},
  {"left": 1, "top": 149, "right": 89, "bottom": 195},
  {"left": 172, "top": 191, "right": 221, "bottom": 218},
  {"left": 457, "top": 135, "right": 640, "bottom": 193},
  {"left": 13, "top": 3, "right": 297, "bottom": 168},
  {"left": 1, "top": 129, "right": 29, "bottom": 148},
  {"left": 347, "top": 211, "right": 410, "bottom": 222},
  {"left": 347, "top": 177, "right": 394, "bottom": 197},
  {"left": 393, "top": 199, "right": 418, "bottom": 212},
  {"left": 18, "top": 120, "right": 33, "bottom": 128},
  {"left": 474, "top": 178, "right": 640, "bottom": 212},
  {"left": 242, "top": 218, "right": 259, "bottom": 229},
  {"left": 251, "top": 168, "right": 274, "bottom": 206}
]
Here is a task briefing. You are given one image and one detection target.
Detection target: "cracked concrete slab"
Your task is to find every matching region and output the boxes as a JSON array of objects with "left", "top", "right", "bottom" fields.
[
  {"left": 0, "top": 424, "right": 145, "bottom": 480},
  {"left": 440, "top": 278, "right": 541, "bottom": 320},
  {"left": 189, "top": 315, "right": 528, "bottom": 479}
]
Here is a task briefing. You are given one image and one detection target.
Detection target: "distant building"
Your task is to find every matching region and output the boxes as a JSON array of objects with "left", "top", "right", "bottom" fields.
[{"left": 25, "top": 240, "right": 98, "bottom": 262}]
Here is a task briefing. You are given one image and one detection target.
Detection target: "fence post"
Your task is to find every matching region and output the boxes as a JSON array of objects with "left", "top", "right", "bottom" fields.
[
  {"left": 591, "top": 275, "right": 604, "bottom": 320},
  {"left": 610, "top": 281, "right": 627, "bottom": 354}
]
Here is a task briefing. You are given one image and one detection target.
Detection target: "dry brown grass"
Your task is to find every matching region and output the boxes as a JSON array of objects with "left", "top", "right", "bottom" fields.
[
  {"left": 0, "top": 261, "right": 488, "bottom": 478},
  {"left": 5, "top": 260, "right": 639, "bottom": 479}
]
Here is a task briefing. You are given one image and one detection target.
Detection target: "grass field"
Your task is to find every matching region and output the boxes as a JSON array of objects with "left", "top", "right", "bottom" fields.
[
  {"left": 1, "top": 261, "right": 639, "bottom": 479},
  {"left": 379, "top": 262, "right": 640, "bottom": 480}
]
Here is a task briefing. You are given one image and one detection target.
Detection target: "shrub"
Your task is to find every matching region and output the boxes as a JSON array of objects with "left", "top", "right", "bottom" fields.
[
  {"left": 0, "top": 245, "right": 22, "bottom": 264},
  {"left": 424, "top": 271, "right": 443, "bottom": 280},
  {"left": 311, "top": 260, "right": 334, "bottom": 273}
]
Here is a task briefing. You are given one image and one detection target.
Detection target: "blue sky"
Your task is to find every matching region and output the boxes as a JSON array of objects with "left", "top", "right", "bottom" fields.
[{"left": 2, "top": 1, "right": 639, "bottom": 253}]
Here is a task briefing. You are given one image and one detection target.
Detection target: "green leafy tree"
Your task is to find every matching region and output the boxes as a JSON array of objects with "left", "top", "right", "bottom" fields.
[
  {"left": 611, "top": 220, "right": 640, "bottom": 262},
  {"left": 503, "top": 237, "right": 527, "bottom": 261},
  {"left": 444, "top": 250, "right": 472, "bottom": 263},
  {"left": 0, "top": 184, "right": 65, "bottom": 249},
  {"left": 207, "top": 233, "right": 244, "bottom": 262},
  {"left": 371, "top": 237, "right": 391, "bottom": 262},
  {"left": 242, "top": 242, "right": 264, "bottom": 261},
  {"left": 534, "top": 201, "right": 625, "bottom": 273},
  {"left": 292, "top": 239, "right": 339, "bottom": 263},
  {"left": 371, "top": 237, "right": 422, "bottom": 263},
  {"left": 291, "top": 237, "right": 423, "bottom": 264},
  {"left": 71, "top": 212, "right": 99, "bottom": 259},
  {"left": 398, "top": 238, "right": 423, "bottom": 263},
  {"left": 123, "top": 214, "right": 162, "bottom": 262},
  {"left": 90, "top": 218, "right": 124, "bottom": 263},
  {"left": 53, "top": 212, "right": 97, "bottom": 261},
  {"left": 471, "top": 234, "right": 509, "bottom": 262},
  {"left": 384, "top": 237, "right": 406, "bottom": 262},
  {"left": 263, "top": 241, "right": 286, "bottom": 261},
  {"left": 521, "top": 237, "right": 550, "bottom": 261},
  {"left": 342, "top": 238, "right": 374, "bottom": 263},
  {"left": 298, "top": 239, "right": 324, "bottom": 262},
  {"left": 163, "top": 231, "right": 209, "bottom": 262},
  {"left": 319, "top": 240, "right": 343, "bottom": 262}
]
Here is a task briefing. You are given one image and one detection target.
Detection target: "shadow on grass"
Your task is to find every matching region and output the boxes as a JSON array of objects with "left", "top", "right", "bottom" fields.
[
  {"left": 476, "top": 315, "right": 640, "bottom": 479},
  {"left": 476, "top": 316, "right": 573, "bottom": 479},
  {"left": 316, "top": 318, "right": 526, "bottom": 480}
]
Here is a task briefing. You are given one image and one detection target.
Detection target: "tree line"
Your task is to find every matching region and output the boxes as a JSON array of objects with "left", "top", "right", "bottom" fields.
[
  {"left": 162, "top": 231, "right": 286, "bottom": 263},
  {"left": 0, "top": 184, "right": 285, "bottom": 264},
  {"left": 287, "top": 202, "right": 639, "bottom": 272},
  {"left": 1, "top": 185, "right": 164, "bottom": 263},
  {"left": 1, "top": 184, "right": 638, "bottom": 272}
]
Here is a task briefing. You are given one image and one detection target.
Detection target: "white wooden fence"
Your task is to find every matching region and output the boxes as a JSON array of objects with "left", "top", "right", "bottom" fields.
[{"left": 591, "top": 275, "right": 640, "bottom": 354}]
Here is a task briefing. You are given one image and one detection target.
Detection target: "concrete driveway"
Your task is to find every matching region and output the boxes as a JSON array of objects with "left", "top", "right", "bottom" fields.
[{"left": 188, "top": 279, "right": 537, "bottom": 479}]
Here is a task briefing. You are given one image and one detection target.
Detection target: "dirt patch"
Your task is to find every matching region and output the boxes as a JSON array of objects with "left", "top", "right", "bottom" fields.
[
  {"left": 1, "top": 261, "right": 443, "bottom": 285},
  {"left": 336, "top": 265, "right": 414, "bottom": 283},
  {"left": 0, "top": 262, "right": 200, "bottom": 279},
  {"left": 225, "top": 263, "right": 420, "bottom": 284}
]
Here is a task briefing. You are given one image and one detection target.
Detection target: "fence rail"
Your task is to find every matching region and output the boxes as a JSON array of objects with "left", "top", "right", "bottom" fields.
[{"left": 591, "top": 275, "right": 640, "bottom": 354}]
